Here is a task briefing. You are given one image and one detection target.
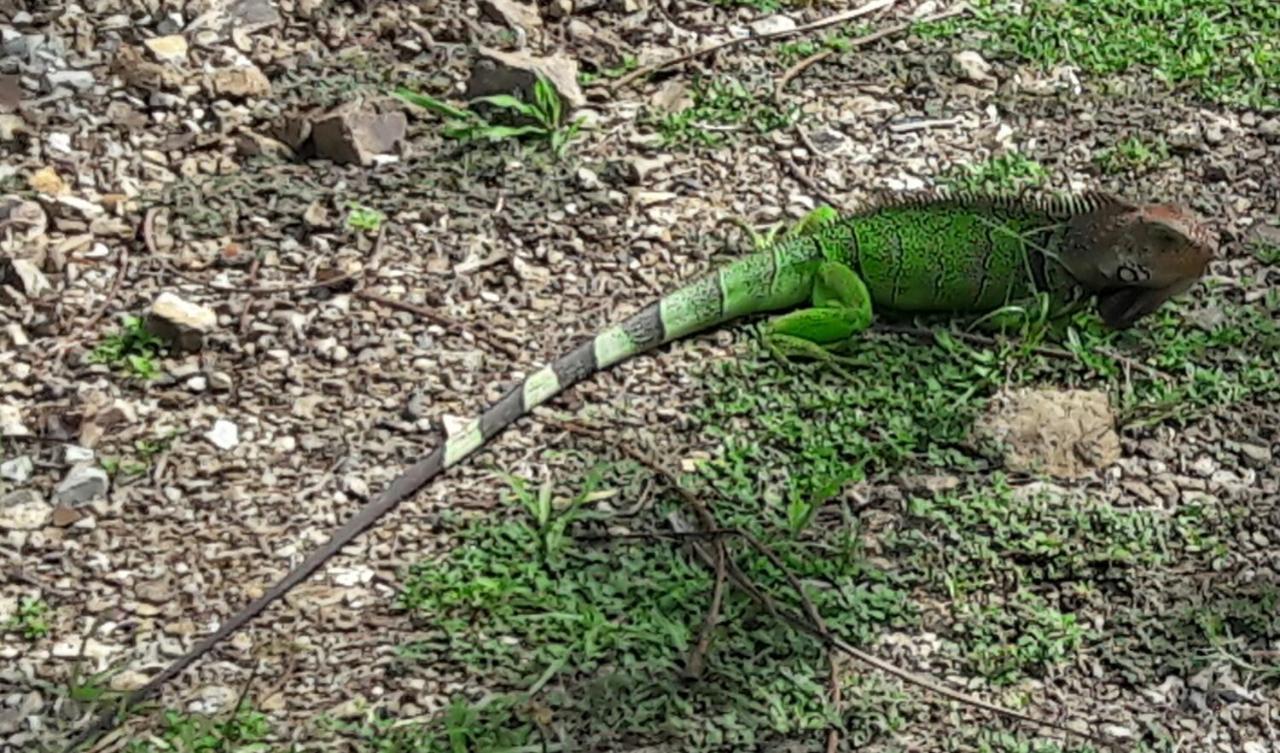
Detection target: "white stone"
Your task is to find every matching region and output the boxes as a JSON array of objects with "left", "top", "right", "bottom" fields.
[
  {"left": 0, "top": 456, "right": 33, "bottom": 483},
  {"left": 204, "top": 419, "right": 239, "bottom": 450}
]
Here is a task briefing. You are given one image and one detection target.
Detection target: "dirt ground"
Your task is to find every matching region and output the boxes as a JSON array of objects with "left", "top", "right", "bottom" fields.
[{"left": 2, "top": 0, "right": 1279, "bottom": 751}]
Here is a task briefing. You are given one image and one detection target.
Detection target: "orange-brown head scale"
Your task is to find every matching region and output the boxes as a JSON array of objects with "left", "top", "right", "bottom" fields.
[{"left": 1063, "top": 199, "right": 1217, "bottom": 329}]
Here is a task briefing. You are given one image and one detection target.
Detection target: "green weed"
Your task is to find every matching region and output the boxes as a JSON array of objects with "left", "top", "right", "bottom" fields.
[
  {"left": 941, "top": 152, "right": 1048, "bottom": 193},
  {"left": 396, "top": 75, "right": 584, "bottom": 157},
  {"left": 89, "top": 315, "right": 164, "bottom": 379},
  {"left": 101, "top": 431, "right": 179, "bottom": 479},
  {"left": 345, "top": 202, "right": 383, "bottom": 232},
  {"left": 650, "top": 77, "right": 799, "bottom": 149},
  {"left": 774, "top": 25, "right": 870, "bottom": 65},
  {"left": 578, "top": 55, "right": 639, "bottom": 85},
  {"left": 1250, "top": 231, "right": 1280, "bottom": 265},
  {"left": 5, "top": 596, "right": 50, "bottom": 640},
  {"left": 124, "top": 701, "right": 274, "bottom": 753},
  {"left": 1094, "top": 135, "right": 1169, "bottom": 175},
  {"left": 711, "top": 0, "right": 785, "bottom": 13}
]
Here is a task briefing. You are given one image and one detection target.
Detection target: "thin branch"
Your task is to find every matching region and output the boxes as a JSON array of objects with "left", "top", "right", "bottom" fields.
[
  {"left": 352, "top": 289, "right": 523, "bottom": 362},
  {"left": 553, "top": 418, "right": 1120, "bottom": 750},
  {"left": 610, "top": 0, "right": 899, "bottom": 90},
  {"left": 775, "top": 5, "right": 972, "bottom": 93},
  {"left": 685, "top": 543, "right": 726, "bottom": 679},
  {"left": 154, "top": 258, "right": 360, "bottom": 295},
  {"left": 237, "top": 253, "right": 263, "bottom": 337},
  {"left": 83, "top": 209, "right": 147, "bottom": 329}
]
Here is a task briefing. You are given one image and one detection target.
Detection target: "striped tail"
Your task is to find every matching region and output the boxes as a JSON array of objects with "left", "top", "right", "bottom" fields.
[{"left": 62, "top": 240, "right": 826, "bottom": 751}]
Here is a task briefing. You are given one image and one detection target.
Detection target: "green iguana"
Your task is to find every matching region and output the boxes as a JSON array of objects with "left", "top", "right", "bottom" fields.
[{"left": 65, "top": 189, "right": 1216, "bottom": 749}]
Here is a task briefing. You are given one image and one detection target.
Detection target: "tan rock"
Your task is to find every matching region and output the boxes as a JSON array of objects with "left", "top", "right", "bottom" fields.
[
  {"left": 210, "top": 65, "right": 270, "bottom": 98},
  {"left": 29, "top": 166, "right": 67, "bottom": 195},
  {"left": 144, "top": 35, "right": 189, "bottom": 63}
]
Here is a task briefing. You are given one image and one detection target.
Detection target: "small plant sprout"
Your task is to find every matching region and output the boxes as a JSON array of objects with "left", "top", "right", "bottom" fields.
[{"left": 395, "top": 75, "right": 585, "bottom": 157}]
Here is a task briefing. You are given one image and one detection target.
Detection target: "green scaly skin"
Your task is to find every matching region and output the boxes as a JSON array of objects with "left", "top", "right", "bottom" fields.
[{"left": 62, "top": 189, "right": 1206, "bottom": 751}]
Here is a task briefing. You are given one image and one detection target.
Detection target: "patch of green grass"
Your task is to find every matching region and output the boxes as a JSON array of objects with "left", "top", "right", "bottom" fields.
[
  {"left": 88, "top": 315, "right": 165, "bottom": 379},
  {"left": 1106, "top": 287, "right": 1280, "bottom": 427},
  {"left": 345, "top": 202, "right": 384, "bottom": 233},
  {"left": 578, "top": 55, "right": 639, "bottom": 85},
  {"left": 101, "top": 431, "right": 179, "bottom": 479},
  {"left": 100, "top": 457, "right": 147, "bottom": 479},
  {"left": 1250, "top": 230, "right": 1280, "bottom": 266},
  {"left": 882, "top": 480, "right": 1227, "bottom": 685},
  {"left": 396, "top": 75, "right": 584, "bottom": 158},
  {"left": 773, "top": 24, "right": 872, "bottom": 65},
  {"left": 5, "top": 596, "right": 50, "bottom": 640},
  {"left": 649, "top": 77, "right": 799, "bottom": 149},
  {"left": 915, "top": 0, "right": 1280, "bottom": 110},
  {"left": 318, "top": 695, "right": 539, "bottom": 753},
  {"left": 940, "top": 151, "right": 1048, "bottom": 193},
  {"left": 124, "top": 701, "right": 275, "bottom": 753},
  {"left": 965, "top": 730, "right": 1102, "bottom": 753},
  {"left": 387, "top": 450, "right": 915, "bottom": 750},
  {"left": 1094, "top": 135, "right": 1170, "bottom": 175},
  {"left": 710, "top": 0, "right": 785, "bottom": 13}
]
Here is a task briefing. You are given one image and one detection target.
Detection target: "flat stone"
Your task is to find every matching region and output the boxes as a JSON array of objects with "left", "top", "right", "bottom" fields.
[
  {"left": 146, "top": 292, "right": 218, "bottom": 351},
  {"left": 43, "top": 70, "right": 95, "bottom": 93},
  {"left": 209, "top": 65, "right": 270, "bottom": 98},
  {"left": 0, "top": 404, "right": 29, "bottom": 436},
  {"left": 952, "top": 50, "right": 995, "bottom": 85},
  {"left": 64, "top": 445, "right": 95, "bottom": 464},
  {"left": 228, "top": 0, "right": 283, "bottom": 31},
  {"left": 56, "top": 195, "right": 105, "bottom": 219},
  {"left": 0, "top": 489, "right": 51, "bottom": 530},
  {"left": 53, "top": 464, "right": 110, "bottom": 506},
  {"left": 107, "top": 669, "right": 152, "bottom": 692},
  {"left": 0, "top": 113, "right": 26, "bottom": 140},
  {"left": 2, "top": 259, "right": 51, "bottom": 297},
  {"left": 51, "top": 505, "right": 82, "bottom": 527},
  {"left": 0, "top": 74, "right": 20, "bottom": 109},
  {"left": 467, "top": 46, "right": 584, "bottom": 110},
  {"left": 144, "top": 35, "right": 188, "bottom": 63},
  {"left": 0, "top": 456, "right": 34, "bottom": 483},
  {"left": 310, "top": 102, "right": 407, "bottom": 166},
  {"left": 479, "top": 0, "right": 542, "bottom": 31},
  {"left": 748, "top": 14, "right": 796, "bottom": 35}
]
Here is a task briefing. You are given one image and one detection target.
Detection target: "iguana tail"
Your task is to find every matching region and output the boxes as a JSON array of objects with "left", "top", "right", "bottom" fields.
[{"left": 65, "top": 237, "right": 828, "bottom": 750}]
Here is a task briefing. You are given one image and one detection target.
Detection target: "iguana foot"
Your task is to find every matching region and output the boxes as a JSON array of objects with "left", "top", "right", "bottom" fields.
[{"left": 761, "top": 261, "right": 873, "bottom": 368}]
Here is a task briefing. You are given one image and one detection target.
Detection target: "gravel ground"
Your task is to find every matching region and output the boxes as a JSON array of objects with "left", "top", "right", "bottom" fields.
[{"left": 2, "top": 0, "right": 1278, "bottom": 751}]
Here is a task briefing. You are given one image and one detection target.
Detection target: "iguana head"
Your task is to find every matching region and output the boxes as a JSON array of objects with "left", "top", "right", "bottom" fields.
[{"left": 1064, "top": 198, "right": 1218, "bottom": 329}]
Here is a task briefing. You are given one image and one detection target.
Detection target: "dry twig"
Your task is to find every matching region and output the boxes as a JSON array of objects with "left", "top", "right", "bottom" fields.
[
  {"left": 775, "top": 5, "right": 971, "bottom": 93},
  {"left": 353, "top": 289, "right": 523, "bottom": 361},
  {"left": 610, "top": 0, "right": 899, "bottom": 90},
  {"left": 552, "top": 418, "right": 1120, "bottom": 750}
]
